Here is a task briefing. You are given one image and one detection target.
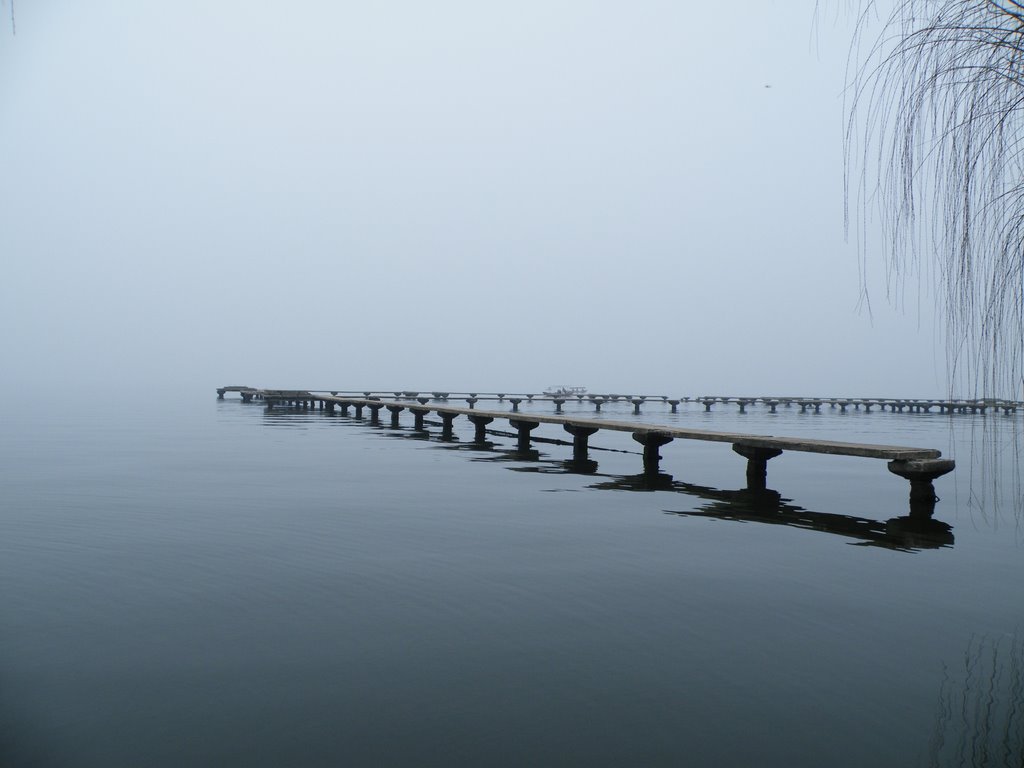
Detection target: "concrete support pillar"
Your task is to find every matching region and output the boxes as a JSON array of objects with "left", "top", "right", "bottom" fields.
[
  {"left": 702, "top": 399, "right": 714, "bottom": 412},
  {"left": 632, "top": 431, "right": 674, "bottom": 474},
  {"left": 318, "top": 400, "right": 324, "bottom": 410},
  {"left": 465, "top": 398, "right": 478, "bottom": 409},
  {"left": 367, "top": 403, "right": 383, "bottom": 424},
  {"left": 353, "top": 404, "right": 364, "bottom": 419},
  {"left": 339, "top": 402, "right": 350, "bottom": 416},
  {"left": 631, "top": 399, "right": 643, "bottom": 414},
  {"left": 668, "top": 400, "right": 679, "bottom": 413},
  {"left": 737, "top": 400, "right": 750, "bottom": 414},
  {"left": 409, "top": 407, "right": 430, "bottom": 431},
  {"left": 416, "top": 397, "right": 430, "bottom": 405},
  {"left": 563, "top": 424, "right": 599, "bottom": 461},
  {"left": 732, "top": 444, "right": 784, "bottom": 491},
  {"left": 593, "top": 398, "right": 604, "bottom": 412},
  {"left": 765, "top": 400, "right": 779, "bottom": 413},
  {"left": 217, "top": 389, "right": 226, "bottom": 399},
  {"left": 325, "top": 401, "right": 335, "bottom": 413},
  {"left": 508, "top": 419, "right": 539, "bottom": 452},
  {"left": 468, "top": 415, "right": 494, "bottom": 442},
  {"left": 812, "top": 401, "right": 822, "bottom": 413},
  {"left": 386, "top": 404, "right": 403, "bottom": 427},
  {"left": 439, "top": 412, "right": 458, "bottom": 439},
  {"left": 553, "top": 399, "right": 565, "bottom": 413},
  {"left": 509, "top": 398, "right": 523, "bottom": 412},
  {"left": 888, "top": 459, "right": 956, "bottom": 518},
  {"left": 837, "top": 401, "right": 848, "bottom": 412}
]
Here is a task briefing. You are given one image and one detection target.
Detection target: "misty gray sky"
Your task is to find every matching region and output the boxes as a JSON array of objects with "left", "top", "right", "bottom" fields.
[{"left": 0, "top": 1, "right": 946, "bottom": 398}]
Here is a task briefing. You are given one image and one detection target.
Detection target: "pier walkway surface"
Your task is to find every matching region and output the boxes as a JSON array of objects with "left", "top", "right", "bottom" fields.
[{"left": 218, "top": 387, "right": 961, "bottom": 518}]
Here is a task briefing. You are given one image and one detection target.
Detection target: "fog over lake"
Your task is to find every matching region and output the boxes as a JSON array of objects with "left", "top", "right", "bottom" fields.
[
  {"left": 6, "top": 7, "right": 1024, "bottom": 767},
  {"left": 0, "top": 1, "right": 946, "bottom": 399}
]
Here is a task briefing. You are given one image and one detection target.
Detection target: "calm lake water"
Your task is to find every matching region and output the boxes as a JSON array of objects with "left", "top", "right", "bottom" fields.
[{"left": 1, "top": 392, "right": 1022, "bottom": 767}]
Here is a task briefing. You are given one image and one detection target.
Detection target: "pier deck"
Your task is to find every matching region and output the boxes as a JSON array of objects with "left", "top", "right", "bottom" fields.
[{"left": 327, "top": 399, "right": 940, "bottom": 460}]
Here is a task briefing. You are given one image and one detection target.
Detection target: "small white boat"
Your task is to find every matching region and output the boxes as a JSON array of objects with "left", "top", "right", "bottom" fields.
[{"left": 543, "top": 385, "right": 588, "bottom": 397}]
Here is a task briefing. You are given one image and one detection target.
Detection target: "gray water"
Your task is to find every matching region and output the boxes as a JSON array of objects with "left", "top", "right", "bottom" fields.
[{"left": 1, "top": 393, "right": 1022, "bottom": 767}]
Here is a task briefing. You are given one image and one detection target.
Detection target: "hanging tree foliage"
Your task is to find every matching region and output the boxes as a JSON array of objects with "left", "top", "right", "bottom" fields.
[{"left": 846, "top": 0, "right": 1024, "bottom": 398}]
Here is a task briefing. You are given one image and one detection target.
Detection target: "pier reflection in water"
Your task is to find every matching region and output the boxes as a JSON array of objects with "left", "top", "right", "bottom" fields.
[{"left": 332, "top": 412, "right": 956, "bottom": 553}]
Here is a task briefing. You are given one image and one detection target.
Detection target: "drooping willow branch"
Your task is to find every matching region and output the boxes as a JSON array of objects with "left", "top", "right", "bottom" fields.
[{"left": 845, "top": 0, "right": 1024, "bottom": 397}]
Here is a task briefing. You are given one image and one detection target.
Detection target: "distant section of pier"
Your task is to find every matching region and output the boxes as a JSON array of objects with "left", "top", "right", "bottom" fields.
[
  {"left": 217, "top": 387, "right": 1021, "bottom": 415},
  {"left": 218, "top": 386, "right": 971, "bottom": 520}
]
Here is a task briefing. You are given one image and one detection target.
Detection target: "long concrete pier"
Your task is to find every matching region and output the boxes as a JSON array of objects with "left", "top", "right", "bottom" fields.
[{"left": 220, "top": 387, "right": 957, "bottom": 518}]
